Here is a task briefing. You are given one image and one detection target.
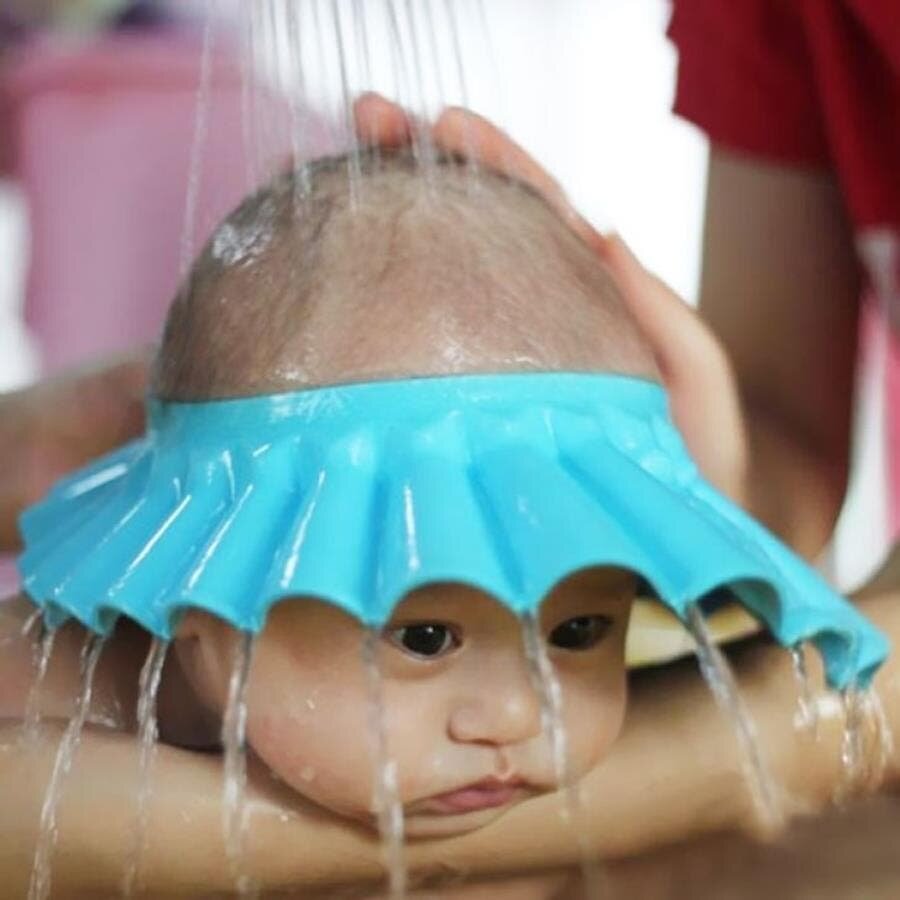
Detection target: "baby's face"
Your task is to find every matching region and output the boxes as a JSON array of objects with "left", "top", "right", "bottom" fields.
[{"left": 180, "top": 568, "right": 632, "bottom": 838}]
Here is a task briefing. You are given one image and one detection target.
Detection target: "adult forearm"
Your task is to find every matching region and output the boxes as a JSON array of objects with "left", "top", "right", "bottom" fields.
[
  {"left": 584, "top": 589, "right": 900, "bottom": 855},
  {"left": 0, "top": 723, "right": 384, "bottom": 896},
  {"left": 5, "top": 591, "right": 898, "bottom": 895},
  {"left": 418, "top": 588, "right": 900, "bottom": 873},
  {"left": 740, "top": 397, "right": 849, "bottom": 561}
]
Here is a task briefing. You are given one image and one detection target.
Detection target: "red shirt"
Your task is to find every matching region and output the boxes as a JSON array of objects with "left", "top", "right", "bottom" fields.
[{"left": 668, "top": 0, "right": 900, "bottom": 537}]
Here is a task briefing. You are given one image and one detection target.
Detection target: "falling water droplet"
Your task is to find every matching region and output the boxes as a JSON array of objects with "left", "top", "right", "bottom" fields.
[
  {"left": 686, "top": 604, "right": 783, "bottom": 833},
  {"left": 28, "top": 633, "right": 106, "bottom": 900},
  {"left": 363, "top": 629, "right": 407, "bottom": 899},
  {"left": 520, "top": 613, "right": 607, "bottom": 899},
  {"left": 121, "top": 638, "right": 170, "bottom": 897},
  {"left": 222, "top": 631, "right": 257, "bottom": 898}
]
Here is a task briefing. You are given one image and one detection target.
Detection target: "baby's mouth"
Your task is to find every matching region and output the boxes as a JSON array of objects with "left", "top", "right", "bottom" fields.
[{"left": 416, "top": 777, "right": 533, "bottom": 815}]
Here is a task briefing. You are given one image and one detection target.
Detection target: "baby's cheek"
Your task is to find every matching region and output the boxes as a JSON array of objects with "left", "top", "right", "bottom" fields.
[
  {"left": 248, "top": 710, "right": 376, "bottom": 820},
  {"left": 563, "top": 670, "right": 628, "bottom": 779}
]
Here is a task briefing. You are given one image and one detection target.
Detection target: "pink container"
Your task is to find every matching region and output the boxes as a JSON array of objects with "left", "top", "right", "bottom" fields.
[
  {"left": 2, "top": 28, "right": 327, "bottom": 374},
  {"left": 0, "top": 27, "right": 330, "bottom": 591}
]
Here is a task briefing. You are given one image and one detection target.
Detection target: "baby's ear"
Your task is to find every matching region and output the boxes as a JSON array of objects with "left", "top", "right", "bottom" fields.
[{"left": 601, "top": 234, "right": 749, "bottom": 507}]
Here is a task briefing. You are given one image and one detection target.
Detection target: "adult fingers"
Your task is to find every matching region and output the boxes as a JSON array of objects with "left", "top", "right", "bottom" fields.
[
  {"left": 433, "top": 106, "right": 612, "bottom": 252},
  {"left": 602, "top": 234, "right": 749, "bottom": 502},
  {"left": 352, "top": 92, "right": 414, "bottom": 148},
  {"left": 433, "top": 107, "right": 566, "bottom": 200}
]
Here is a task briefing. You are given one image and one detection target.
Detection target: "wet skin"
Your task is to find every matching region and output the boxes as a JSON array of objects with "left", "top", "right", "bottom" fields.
[{"left": 172, "top": 567, "right": 634, "bottom": 837}]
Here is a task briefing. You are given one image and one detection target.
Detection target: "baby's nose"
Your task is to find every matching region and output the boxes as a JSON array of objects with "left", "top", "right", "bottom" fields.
[{"left": 448, "top": 663, "right": 543, "bottom": 747}]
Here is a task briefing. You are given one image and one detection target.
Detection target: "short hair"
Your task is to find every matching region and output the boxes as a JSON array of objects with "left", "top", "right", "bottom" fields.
[{"left": 152, "top": 151, "right": 658, "bottom": 400}]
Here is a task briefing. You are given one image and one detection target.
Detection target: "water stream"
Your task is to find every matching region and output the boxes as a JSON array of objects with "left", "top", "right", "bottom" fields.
[
  {"left": 363, "top": 629, "right": 407, "bottom": 899},
  {"left": 238, "top": 0, "right": 260, "bottom": 193},
  {"left": 830, "top": 681, "right": 897, "bottom": 803},
  {"left": 285, "top": 0, "right": 313, "bottom": 205},
  {"left": 331, "top": 0, "right": 362, "bottom": 206},
  {"left": 179, "top": 2, "right": 216, "bottom": 284},
  {"left": 442, "top": 0, "right": 480, "bottom": 181},
  {"left": 222, "top": 631, "right": 258, "bottom": 898},
  {"left": 403, "top": 0, "right": 434, "bottom": 131},
  {"left": 384, "top": 0, "right": 432, "bottom": 176},
  {"left": 520, "top": 613, "right": 606, "bottom": 899},
  {"left": 421, "top": 1, "right": 447, "bottom": 114},
  {"left": 121, "top": 637, "right": 170, "bottom": 897},
  {"left": 839, "top": 684, "right": 864, "bottom": 792},
  {"left": 2, "top": 606, "right": 44, "bottom": 648},
  {"left": 789, "top": 642, "right": 818, "bottom": 736},
  {"left": 27, "top": 633, "right": 106, "bottom": 900},
  {"left": 866, "top": 688, "right": 896, "bottom": 789},
  {"left": 685, "top": 604, "right": 783, "bottom": 833},
  {"left": 21, "top": 626, "right": 58, "bottom": 745},
  {"left": 352, "top": 0, "right": 374, "bottom": 98},
  {"left": 311, "top": 0, "right": 339, "bottom": 156}
]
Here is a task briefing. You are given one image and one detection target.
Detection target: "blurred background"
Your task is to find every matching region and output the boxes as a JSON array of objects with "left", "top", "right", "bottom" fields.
[{"left": 0, "top": 0, "right": 887, "bottom": 588}]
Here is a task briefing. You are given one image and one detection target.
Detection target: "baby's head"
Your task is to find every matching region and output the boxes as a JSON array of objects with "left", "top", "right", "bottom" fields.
[{"left": 161, "top": 152, "right": 658, "bottom": 836}]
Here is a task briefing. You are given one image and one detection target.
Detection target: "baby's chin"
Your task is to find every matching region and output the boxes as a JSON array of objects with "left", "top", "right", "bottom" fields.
[
  {"left": 402, "top": 805, "right": 521, "bottom": 839},
  {"left": 291, "top": 792, "right": 536, "bottom": 840}
]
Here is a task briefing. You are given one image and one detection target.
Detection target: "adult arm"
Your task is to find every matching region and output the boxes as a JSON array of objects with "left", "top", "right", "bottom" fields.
[
  {"left": 696, "top": 146, "right": 861, "bottom": 558},
  {"left": 3, "top": 582, "right": 897, "bottom": 896}
]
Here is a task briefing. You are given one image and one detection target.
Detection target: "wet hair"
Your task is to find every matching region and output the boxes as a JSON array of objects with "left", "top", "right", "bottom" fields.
[{"left": 152, "top": 151, "right": 659, "bottom": 401}]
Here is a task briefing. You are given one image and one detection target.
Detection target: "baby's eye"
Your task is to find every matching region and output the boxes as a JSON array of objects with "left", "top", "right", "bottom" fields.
[
  {"left": 387, "top": 623, "right": 460, "bottom": 659},
  {"left": 548, "top": 615, "right": 612, "bottom": 651}
]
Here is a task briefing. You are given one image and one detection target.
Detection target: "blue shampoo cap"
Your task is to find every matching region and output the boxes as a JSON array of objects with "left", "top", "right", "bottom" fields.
[{"left": 17, "top": 373, "right": 889, "bottom": 689}]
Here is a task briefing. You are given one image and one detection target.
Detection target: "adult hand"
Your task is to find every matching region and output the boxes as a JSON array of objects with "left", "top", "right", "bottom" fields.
[
  {"left": 0, "top": 352, "right": 149, "bottom": 552},
  {"left": 353, "top": 94, "right": 749, "bottom": 504}
]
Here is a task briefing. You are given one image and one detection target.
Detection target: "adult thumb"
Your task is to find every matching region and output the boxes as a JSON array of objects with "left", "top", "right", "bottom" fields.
[{"left": 602, "top": 234, "right": 749, "bottom": 504}]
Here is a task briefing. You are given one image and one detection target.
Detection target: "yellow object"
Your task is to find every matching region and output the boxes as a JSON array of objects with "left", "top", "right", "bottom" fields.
[{"left": 626, "top": 597, "right": 762, "bottom": 668}]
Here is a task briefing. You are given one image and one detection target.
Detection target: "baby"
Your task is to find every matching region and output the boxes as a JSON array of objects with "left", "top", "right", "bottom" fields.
[
  {"left": 3, "top": 121, "right": 899, "bottom": 900},
  {"left": 4, "top": 149, "right": 659, "bottom": 842},
  {"left": 156, "top": 149, "right": 660, "bottom": 838}
]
